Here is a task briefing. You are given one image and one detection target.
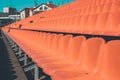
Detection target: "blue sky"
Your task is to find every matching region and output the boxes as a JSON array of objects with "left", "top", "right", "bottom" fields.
[{"left": 0, "top": 0, "right": 73, "bottom": 12}]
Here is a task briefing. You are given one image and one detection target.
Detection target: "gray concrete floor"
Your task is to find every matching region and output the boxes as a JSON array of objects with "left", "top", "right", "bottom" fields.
[{"left": 0, "top": 31, "right": 28, "bottom": 80}]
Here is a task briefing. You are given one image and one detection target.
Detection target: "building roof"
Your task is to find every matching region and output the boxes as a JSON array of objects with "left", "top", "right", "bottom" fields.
[
  {"left": 45, "top": 3, "right": 57, "bottom": 8},
  {"left": 34, "top": 2, "right": 57, "bottom": 10},
  {"left": 20, "top": 8, "right": 34, "bottom": 12}
]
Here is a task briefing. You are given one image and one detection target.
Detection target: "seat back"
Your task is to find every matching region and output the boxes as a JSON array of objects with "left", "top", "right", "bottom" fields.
[
  {"left": 78, "top": 37, "right": 105, "bottom": 72},
  {"left": 50, "top": 34, "right": 63, "bottom": 53},
  {"left": 98, "top": 40, "right": 120, "bottom": 80},
  {"left": 67, "top": 36, "right": 86, "bottom": 63},
  {"left": 40, "top": 33, "right": 50, "bottom": 48},
  {"left": 56, "top": 34, "right": 73, "bottom": 58},
  {"left": 46, "top": 34, "right": 57, "bottom": 50}
]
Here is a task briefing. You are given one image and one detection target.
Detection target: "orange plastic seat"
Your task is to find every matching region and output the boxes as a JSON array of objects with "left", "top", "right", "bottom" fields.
[
  {"left": 47, "top": 37, "right": 105, "bottom": 80},
  {"left": 65, "top": 17, "right": 76, "bottom": 32},
  {"left": 31, "top": 33, "right": 57, "bottom": 61},
  {"left": 68, "top": 40, "right": 120, "bottom": 80},
  {"left": 42, "top": 36, "right": 86, "bottom": 74},
  {"left": 69, "top": 9, "right": 81, "bottom": 33},
  {"left": 31, "top": 33, "right": 64, "bottom": 63},
  {"left": 93, "top": 12, "right": 109, "bottom": 35},
  {"left": 76, "top": 15, "right": 89, "bottom": 33},
  {"left": 25, "top": 32, "right": 51, "bottom": 57},
  {"left": 104, "top": 11, "right": 120, "bottom": 36},
  {"left": 93, "top": 2, "right": 119, "bottom": 35},
  {"left": 103, "top": 3, "right": 120, "bottom": 36},
  {"left": 83, "top": 7, "right": 97, "bottom": 34},
  {"left": 36, "top": 34, "right": 73, "bottom": 68}
]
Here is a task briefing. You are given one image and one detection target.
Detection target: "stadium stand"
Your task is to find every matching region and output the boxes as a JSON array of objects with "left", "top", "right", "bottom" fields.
[{"left": 1, "top": 0, "right": 120, "bottom": 80}]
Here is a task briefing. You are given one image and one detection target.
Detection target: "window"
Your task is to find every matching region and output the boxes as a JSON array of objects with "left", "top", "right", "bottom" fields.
[
  {"left": 44, "top": 6, "right": 48, "bottom": 10},
  {"left": 39, "top": 7, "right": 43, "bottom": 10},
  {"left": 22, "top": 13, "right": 25, "bottom": 18}
]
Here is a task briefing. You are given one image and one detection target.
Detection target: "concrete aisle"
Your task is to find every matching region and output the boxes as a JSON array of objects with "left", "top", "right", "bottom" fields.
[{"left": 0, "top": 32, "right": 28, "bottom": 80}]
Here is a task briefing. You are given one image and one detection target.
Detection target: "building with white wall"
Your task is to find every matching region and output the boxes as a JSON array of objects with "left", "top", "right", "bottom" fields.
[
  {"left": 33, "top": 2, "right": 57, "bottom": 14},
  {"left": 3, "top": 7, "right": 17, "bottom": 14},
  {"left": 0, "top": 7, "right": 20, "bottom": 27},
  {"left": 20, "top": 2, "right": 57, "bottom": 19},
  {"left": 20, "top": 8, "right": 34, "bottom": 19}
]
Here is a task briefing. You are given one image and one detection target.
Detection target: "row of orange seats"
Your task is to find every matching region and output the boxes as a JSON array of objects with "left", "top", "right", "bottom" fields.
[
  {"left": 4, "top": 0, "right": 120, "bottom": 37},
  {"left": 22, "top": 0, "right": 116, "bottom": 24},
  {"left": 2, "top": 28, "right": 120, "bottom": 80},
  {"left": 7, "top": 11, "right": 120, "bottom": 37},
  {"left": 10, "top": 0, "right": 119, "bottom": 24},
  {"left": 76, "top": 0, "right": 119, "bottom": 5}
]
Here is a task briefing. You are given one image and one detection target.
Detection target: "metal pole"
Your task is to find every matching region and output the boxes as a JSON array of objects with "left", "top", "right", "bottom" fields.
[
  {"left": 24, "top": 54, "right": 27, "bottom": 66},
  {"left": 34, "top": 64, "right": 39, "bottom": 80}
]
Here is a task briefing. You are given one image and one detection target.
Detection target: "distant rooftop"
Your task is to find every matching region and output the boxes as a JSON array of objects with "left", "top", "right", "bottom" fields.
[
  {"left": 20, "top": 7, "right": 34, "bottom": 12},
  {"left": 34, "top": 2, "right": 57, "bottom": 9},
  {"left": 45, "top": 2, "right": 57, "bottom": 8}
]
